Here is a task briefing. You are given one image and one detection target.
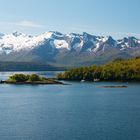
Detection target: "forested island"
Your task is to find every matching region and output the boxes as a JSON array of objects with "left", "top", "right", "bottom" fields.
[
  {"left": 0, "top": 74, "right": 63, "bottom": 85},
  {"left": 57, "top": 57, "right": 140, "bottom": 81}
]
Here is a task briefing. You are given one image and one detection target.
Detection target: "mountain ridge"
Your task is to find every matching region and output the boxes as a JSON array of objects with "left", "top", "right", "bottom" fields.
[{"left": 0, "top": 31, "right": 140, "bottom": 67}]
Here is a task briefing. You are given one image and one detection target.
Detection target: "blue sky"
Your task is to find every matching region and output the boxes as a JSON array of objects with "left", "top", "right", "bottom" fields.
[{"left": 0, "top": 0, "right": 140, "bottom": 38}]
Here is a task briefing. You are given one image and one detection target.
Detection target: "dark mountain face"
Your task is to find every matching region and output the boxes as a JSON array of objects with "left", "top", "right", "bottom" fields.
[{"left": 0, "top": 31, "right": 140, "bottom": 67}]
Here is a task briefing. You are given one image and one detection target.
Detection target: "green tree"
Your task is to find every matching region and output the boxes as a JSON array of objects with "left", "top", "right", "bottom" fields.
[
  {"left": 9, "top": 74, "right": 28, "bottom": 82},
  {"left": 28, "top": 74, "right": 40, "bottom": 81}
]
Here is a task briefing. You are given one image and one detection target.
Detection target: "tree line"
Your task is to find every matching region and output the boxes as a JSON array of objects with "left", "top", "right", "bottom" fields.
[{"left": 57, "top": 57, "right": 140, "bottom": 81}]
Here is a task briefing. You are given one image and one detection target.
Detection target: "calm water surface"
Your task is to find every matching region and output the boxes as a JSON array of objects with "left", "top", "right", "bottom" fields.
[{"left": 0, "top": 72, "right": 140, "bottom": 140}]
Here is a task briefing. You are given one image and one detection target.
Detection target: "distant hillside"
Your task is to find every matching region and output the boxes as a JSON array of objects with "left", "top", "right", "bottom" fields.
[
  {"left": 57, "top": 57, "right": 140, "bottom": 81},
  {"left": 0, "top": 62, "right": 64, "bottom": 71}
]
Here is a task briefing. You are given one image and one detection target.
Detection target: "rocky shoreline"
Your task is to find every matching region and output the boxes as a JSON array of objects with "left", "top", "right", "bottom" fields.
[{"left": 0, "top": 79, "right": 64, "bottom": 85}]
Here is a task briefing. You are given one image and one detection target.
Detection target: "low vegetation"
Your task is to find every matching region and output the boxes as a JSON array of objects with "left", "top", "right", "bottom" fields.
[
  {"left": 8, "top": 74, "right": 43, "bottom": 82},
  {"left": 57, "top": 57, "right": 140, "bottom": 81}
]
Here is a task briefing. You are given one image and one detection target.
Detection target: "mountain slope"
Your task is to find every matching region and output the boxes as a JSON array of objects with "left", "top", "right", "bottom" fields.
[{"left": 0, "top": 31, "right": 140, "bottom": 67}]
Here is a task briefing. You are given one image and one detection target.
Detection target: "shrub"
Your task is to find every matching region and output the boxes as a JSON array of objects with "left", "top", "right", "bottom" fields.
[
  {"left": 28, "top": 74, "right": 40, "bottom": 81},
  {"left": 9, "top": 74, "right": 46, "bottom": 82},
  {"left": 9, "top": 74, "right": 29, "bottom": 82}
]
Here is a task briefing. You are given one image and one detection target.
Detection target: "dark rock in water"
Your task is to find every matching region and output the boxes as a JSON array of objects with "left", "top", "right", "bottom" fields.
[{"left": 101, "top": 85, "right": 128, "bottom": 88}]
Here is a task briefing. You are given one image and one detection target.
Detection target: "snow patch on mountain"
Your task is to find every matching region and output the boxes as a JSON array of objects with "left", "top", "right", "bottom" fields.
[{"left": 54, "top": 40, "right": 69, "bottom": 50}]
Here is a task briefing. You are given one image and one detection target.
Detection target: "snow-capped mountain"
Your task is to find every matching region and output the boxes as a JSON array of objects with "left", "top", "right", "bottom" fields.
[{"left": 0, "top": 31, "right": 140, "bottom": 66}]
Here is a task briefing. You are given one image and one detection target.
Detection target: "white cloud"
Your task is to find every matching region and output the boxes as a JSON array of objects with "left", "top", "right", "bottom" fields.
[{"left": 17, "top": 20, "right": 43, "bottom": 28}]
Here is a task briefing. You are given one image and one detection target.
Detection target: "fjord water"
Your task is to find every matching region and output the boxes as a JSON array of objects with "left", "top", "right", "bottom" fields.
[{"left": 0, "top": 72, "right": 140, "bottom": 140}]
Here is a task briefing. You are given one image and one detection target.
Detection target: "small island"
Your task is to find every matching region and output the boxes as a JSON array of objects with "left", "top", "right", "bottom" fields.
[{"left": 0, "top": 74, "right": 63, "bottom": 85}]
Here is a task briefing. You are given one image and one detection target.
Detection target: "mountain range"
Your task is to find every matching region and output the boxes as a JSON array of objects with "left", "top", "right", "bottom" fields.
[{"left": 0, "top": 31, "right": 140, "bottom": 67}]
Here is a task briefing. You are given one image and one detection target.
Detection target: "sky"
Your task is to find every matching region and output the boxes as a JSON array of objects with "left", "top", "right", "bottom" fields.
[{"left": 0, "top": 0, "right": 140, "bottom": 38}]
